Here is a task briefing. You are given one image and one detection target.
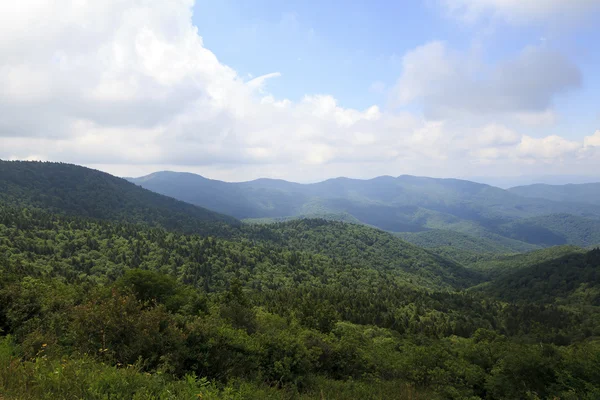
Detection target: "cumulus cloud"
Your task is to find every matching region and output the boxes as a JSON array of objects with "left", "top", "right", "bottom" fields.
[
  {"left": 392, "top": 41, "right": 581, "bottom": 118},
  {"left": 584, "top": 130, "right": 600, "bottom": 147},
  {"left": 517, "top": 135, "right": 582, "bottom": 160},
  {"left": 0, "top": 0, "right": 598, "bottom": 182},
  {"left": 443, "top": 0, "right": 600, "bottom": 24}
]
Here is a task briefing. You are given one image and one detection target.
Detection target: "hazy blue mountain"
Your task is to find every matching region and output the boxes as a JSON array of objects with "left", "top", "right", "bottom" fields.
[
  {"left": 509, "top": 182, "right": 600, "bottom": 206},
  {"left": 129, "top": 171, "right": 600, "bottom": 250},
  {"left": 468, "top": 175, "right": 600, "bottom": 189},
  {"left": 130, "top": 171, "right": 308, "bottom": 219}
]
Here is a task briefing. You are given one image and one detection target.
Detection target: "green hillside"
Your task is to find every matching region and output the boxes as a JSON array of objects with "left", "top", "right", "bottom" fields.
[
  {"left": 0, "top": 161, "right": 239, "bottom": 236},
  {"left": 243, "top": 219, "right": 482, "bottom": 290},
  {"left": 2, "top": 206, "right": 600, "bottom": 399},
  {"left": 395, "top": 229, "right": 537, "bottom": 254},
  {"left": 479, "top": 249, "right": 600, "bottom": 305},
  {"left": 467, "top": 245, "right": 585, "bottom": 280}
]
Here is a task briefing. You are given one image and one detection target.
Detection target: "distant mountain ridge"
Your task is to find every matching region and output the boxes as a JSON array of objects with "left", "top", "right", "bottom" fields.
[
  {"left": 129, "top": 171, "right": 600, "bottom": 250},
  {"left": 509, "top": 182, "right": 600, "bottom": 206}
]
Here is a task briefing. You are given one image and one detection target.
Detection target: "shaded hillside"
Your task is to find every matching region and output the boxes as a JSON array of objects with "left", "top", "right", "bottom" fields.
[
  {"left": 499, "top": 214, "right": 600, "bottom": 247},
  {"left": 479, "top": 249, "right": 600, "bottom": 305},
  {"left": 467, "top": 245, "right": 585, "bottom": 280},
  {"left": 509, "top": 182, "right": 600, "bottom": 206},
  {"left": 0, "top": 161, "right": 239, "bottom": 236}
]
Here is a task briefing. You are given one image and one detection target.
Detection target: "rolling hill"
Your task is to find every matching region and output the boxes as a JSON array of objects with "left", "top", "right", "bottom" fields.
[
  {"left": 478, "top": 248, "right": 600, "bottom": 305},
  {"left": 395, "top": 229, "right": 539, "bottom": 254}
]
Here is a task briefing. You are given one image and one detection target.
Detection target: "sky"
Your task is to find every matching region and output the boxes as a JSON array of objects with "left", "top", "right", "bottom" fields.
[{"left": 1, "top": 0, "right": 600, "bottom": 183}]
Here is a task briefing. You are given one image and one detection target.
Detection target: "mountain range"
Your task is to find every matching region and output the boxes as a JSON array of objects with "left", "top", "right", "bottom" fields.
[
  {"left": 3, "top": 160, "right": 600, "bottom": 399},
  {"left": 129, "top": 171, "right": 600, "bottom": 252}
]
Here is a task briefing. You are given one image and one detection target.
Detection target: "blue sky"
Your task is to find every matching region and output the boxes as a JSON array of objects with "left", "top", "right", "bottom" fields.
[
  {"left": 192, "top": 0, "right": 600, "bottom": 140},
  {"left": 1, "top": 0, "right": 600, "bottom": 183},
  {"left": 193, "top": 0, "right": 450, "bottom": 109}
]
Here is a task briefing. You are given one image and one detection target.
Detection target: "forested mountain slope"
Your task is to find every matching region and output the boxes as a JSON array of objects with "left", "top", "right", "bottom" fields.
[
  {"left": 2, "top": 206, "right": 600, "bottom": 399},
  {"left": 466, "top": 245, "right": 585, "bottom": 280},
  {"left": 243, "top": 219, "right": 482, "bottom": 289},
  {"left": 499, "top": 213, "right": 600, "bottom": 247},
  {"left": 479, "top": 249, "right": 600, "bottom": 305},
  {"left": 509, "top": 182, "right": 600, "bottom": 206},
  {"left": 395, "top": 229, "right": 539, "bottom": 254},
  {"left": 0, "top": 161, "right": 239, "bottom": 236}
]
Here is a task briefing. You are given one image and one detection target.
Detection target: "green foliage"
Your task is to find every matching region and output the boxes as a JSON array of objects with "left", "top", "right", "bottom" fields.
[
  {"left": 2, "top": 163, "right": 600, "bottom": 398},
  {"left": 480, "top": 248, "right": 600, "bottom": 305},
  {"left": 467, "top": 245, "right": 584, "bottom": 280},
  {"left": 243, "top": 219, "right": 483, "bottom": 290},
  {"left": 396, "top": 229, "right": 537, "bottom": 254}
]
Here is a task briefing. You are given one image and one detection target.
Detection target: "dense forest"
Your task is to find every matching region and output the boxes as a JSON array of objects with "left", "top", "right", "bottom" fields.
[{"left": 1, "top": 161, "right": 600, "bottom": 399}]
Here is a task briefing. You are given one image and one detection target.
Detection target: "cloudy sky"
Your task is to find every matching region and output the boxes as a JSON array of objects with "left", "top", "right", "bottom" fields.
[{"left": 1, "top": 0, "right": 600, "bottom": 183}]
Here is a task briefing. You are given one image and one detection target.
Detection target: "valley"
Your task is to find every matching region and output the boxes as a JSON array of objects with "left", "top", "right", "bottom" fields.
[{"left": 1, "top": 161, "right": 600, "bottom": 399}]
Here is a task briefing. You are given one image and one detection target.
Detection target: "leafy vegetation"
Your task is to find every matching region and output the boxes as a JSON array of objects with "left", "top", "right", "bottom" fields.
[
  {"left": 478, "top": 249, "right": 600, "bottom": 305},
  {"left": 1, "top": 206, "right": 600, "bottom": 398},
  {"left": 466, "top": 245, "right": 585, "bottom": 280},
  {"left": 395, "top": 229, "right": 536, "bottom": 254},
  {"left": 2, "top": 162, "right": 600, "bottom": 399}
]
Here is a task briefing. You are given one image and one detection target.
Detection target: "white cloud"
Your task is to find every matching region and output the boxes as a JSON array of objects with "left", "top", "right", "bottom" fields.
[
  {"left": 584, "top": 130, "right": 600, "bottom": 147},
  {"left": 517, "top": 135, "right": 581, "bottom": 160},
  {"left": 247, "top": 72, "right": 282, "bottom": 92},
  {"left": 392, "top": 41, "right": 581, "bottom": 118},
  {"left": 477, "top": 124, "right": 521, "bottom": 147},
  {"left": 0, "top": 0, "right": 598, "bottom": 182},
  {"left": 513, "top": 110, "right": 557, "bottom": 127}
]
